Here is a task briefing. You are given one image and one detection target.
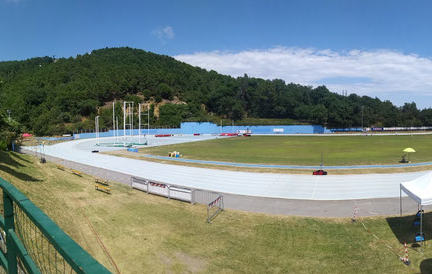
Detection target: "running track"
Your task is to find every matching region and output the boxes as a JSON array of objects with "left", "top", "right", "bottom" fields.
[{"left": 24, "top": 136, "right": 429, "bottom": 201}]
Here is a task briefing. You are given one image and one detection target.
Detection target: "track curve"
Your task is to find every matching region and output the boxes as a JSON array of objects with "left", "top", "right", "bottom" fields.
[{"left": 24, "top": 136, "right": 430, "bottom": 201}]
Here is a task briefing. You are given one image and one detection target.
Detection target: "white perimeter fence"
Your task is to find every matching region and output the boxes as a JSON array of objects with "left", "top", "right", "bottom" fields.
[{"left": 130, "top": 177, "right": 224, "bottom": 222}]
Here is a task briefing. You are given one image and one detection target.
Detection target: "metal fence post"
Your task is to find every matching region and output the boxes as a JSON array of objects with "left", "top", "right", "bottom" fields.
[
  {"left": 4, "top": 193, "right": 17, "bottom": 274},
  {"left": 206, "top": 204, "right": 210, "bottom": 223}
]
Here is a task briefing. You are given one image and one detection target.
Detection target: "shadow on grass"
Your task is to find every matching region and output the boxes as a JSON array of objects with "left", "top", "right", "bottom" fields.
[
  {"left": 0, "top": 151, "right": 25, "bottom": 168},
  {"left": 420, "top": 259, "right": 432, "bottom": 274},
  {"left": 0, "top": 151, "right": 40, "bottom": 182},
  {"left": 386, "top": 212, "right": 432, "bottom": 245},
  {"left": 10, "top": 151, "right": 32, "bottom": 163}
]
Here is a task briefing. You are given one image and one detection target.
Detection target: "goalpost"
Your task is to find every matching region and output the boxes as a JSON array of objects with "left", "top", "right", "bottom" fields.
[
  {"left": 100, "top": 101, "right": 145, "bottom": 147},
  {"left": 123, "top": 101, "right": 134, "bottom": 146},
  {"left": 138, "top": 103, "right": 150, "bottom": 145}
]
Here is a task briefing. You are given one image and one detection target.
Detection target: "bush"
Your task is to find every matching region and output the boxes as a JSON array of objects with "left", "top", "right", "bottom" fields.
[
  {"left": 0, "top": 140, "right": 7, "bottom": 151},
  {"left": 158, "top": 104, "right": 189, "bottom": 127}
]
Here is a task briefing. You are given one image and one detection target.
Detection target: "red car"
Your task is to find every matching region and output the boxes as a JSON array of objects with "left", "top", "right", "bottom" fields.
[{"left": 313, "top": 170, "right": 328, "bottom": 175}]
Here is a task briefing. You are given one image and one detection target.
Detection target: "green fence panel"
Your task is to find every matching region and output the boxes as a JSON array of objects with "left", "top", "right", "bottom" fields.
[{"left": 0, "top": 176, "right": 111, "bottom": 274}]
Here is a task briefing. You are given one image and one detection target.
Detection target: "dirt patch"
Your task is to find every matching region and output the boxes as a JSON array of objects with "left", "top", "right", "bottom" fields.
[
  {"left": 175, "top": 252, "right": 208, "bottom": 273},
  {"left": 157, "top": 252, "right": 208, "bottom": 273},
  {"left": 158, "top": 254, "right": 175, "bottom": 274}
]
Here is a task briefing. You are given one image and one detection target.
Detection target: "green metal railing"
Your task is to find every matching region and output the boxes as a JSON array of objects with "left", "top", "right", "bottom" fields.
[{"left": 0, "top": 176, "right": 111, "bottom": 274}]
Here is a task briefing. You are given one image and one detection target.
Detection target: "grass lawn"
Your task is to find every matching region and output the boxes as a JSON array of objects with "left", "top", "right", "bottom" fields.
[
  {"left": 140, "top": 135, "right": 432, "bottom": 166},
  {"left": 0, "top": 151, "right": 431, "bottom": 273}
]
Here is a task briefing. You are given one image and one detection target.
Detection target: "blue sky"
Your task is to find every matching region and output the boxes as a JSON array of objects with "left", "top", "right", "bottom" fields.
[{"left": 1, "top": 0, "right": 432, "bottom": 108}]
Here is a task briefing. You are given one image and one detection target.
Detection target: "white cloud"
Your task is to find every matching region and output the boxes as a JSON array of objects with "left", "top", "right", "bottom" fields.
[
  {"left": 152, "top": 26, "right": 175, "bottom": 43},
  {"left": 174, "top": 47, "right": 432, "bottom": 106}
]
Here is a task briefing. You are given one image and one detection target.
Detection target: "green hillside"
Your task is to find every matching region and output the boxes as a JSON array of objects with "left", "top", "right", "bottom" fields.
[{"left": 0, "top": 47, "right": 431, "bottom": 135}]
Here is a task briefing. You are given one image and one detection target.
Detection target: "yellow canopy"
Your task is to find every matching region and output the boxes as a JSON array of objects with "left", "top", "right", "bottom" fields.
[{"left": 403, "top": 148, "right": 416, "bottom": 153}]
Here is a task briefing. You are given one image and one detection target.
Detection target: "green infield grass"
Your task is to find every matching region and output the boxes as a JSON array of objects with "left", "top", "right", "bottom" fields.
[
  {"left": 140, "top": 135, "right": 432, "bottom": 166},
  {"left": 1, "top": 150, "right": 431, "bottom": 273}
]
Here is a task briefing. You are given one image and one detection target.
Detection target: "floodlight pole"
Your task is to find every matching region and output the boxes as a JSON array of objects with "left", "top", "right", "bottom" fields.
[
  {"left": 130, "top": 104, "right": 133, "bottom": 137},
  {"left": 123, "top": 102, "right": 126, "bottom": 146},
  {"left": 95, "top": 116, "right": 100, "bottom": 146},
  {"left": 139, "top": 103, "right": 142, "bottom": 144},
  {"left": 113, "top": 116, "right": 116, "bottom": 144},
  {"left": 361, "top": 106, "right": 364, "bottom": 132},
  {"left": 116, "top": 116, "right": 119, "bottom": 144},
  {"left": 112, "top": 102, "right": 115, "bottom": 135}
]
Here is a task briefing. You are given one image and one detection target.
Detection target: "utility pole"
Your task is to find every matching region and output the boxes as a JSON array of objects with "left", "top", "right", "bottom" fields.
[{"left": 113, "top": 102, "right": 115, "bottom": 134}]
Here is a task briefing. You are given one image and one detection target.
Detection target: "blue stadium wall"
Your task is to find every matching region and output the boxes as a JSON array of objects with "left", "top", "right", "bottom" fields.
[
  {"left": 73, "top": 122, "right": 331, "bottom": 139},
  {"left": 180, "top": 122, "right": 331, "bottom": 134}
]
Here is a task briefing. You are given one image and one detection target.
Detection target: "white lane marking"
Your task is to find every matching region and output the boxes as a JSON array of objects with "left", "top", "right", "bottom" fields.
[{"left": 311, "top": 176, "right": 319, "bottom": 199}]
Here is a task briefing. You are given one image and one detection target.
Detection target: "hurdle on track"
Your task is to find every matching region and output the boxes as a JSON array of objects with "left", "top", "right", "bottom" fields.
[{"left": 206, "top": 193, "right": 224, "bottom": 223}]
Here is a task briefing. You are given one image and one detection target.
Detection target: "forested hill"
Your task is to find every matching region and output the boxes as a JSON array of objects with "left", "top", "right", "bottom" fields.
[{"left": 0, "top": 47, "right": 431, "bottom": 135}]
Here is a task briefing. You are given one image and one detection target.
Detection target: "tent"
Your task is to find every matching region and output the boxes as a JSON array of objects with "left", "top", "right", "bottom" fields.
[{"left": 400, "top": 171, "right": 432, "bottom": 246}]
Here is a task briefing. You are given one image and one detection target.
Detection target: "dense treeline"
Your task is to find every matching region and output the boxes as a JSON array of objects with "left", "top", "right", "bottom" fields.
[
  {"left": 0, "top": 110, "right": 20, "bottom": 150},
  {"left": 0, "top": 47, "right": 431, "bottom": 136}
]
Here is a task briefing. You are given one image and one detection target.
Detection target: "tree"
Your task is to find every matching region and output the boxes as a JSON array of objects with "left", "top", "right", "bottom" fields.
[
  {"left": 230, "top": 102, "right": 244, "bottom": 121},
  {"left": 0, "top": 111, "right": 21, "bottom": 150},
  {"left": 401, "top": 102, "right": 420, "bottom": 126},
  {"left": 158, "top": 104, "right": 188, "bottom": 127},
  {"left": 158, "top": 83, "right": 174, "bottom": 100},
  {"left": 310, "top": 104, "right": 328, "bottom": 125},
  {"left": 78, "top": 99, "right": 98, "bottom": 116},
  {"left": 420, "top": 109, "right": 432, "bottom": 126}
]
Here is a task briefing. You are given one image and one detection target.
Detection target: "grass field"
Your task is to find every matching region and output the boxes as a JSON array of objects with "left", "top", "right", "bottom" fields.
[
  {"left": 140, "top": 135, "right": 432, "bottom": 166},
  {"left": 1, "top": 151, "right": 432, "bottom": 273}
]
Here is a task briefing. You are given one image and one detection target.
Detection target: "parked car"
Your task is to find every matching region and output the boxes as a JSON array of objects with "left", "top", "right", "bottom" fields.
[{"left": 313, "top": 170, "right": 327, "bottom": 175}]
